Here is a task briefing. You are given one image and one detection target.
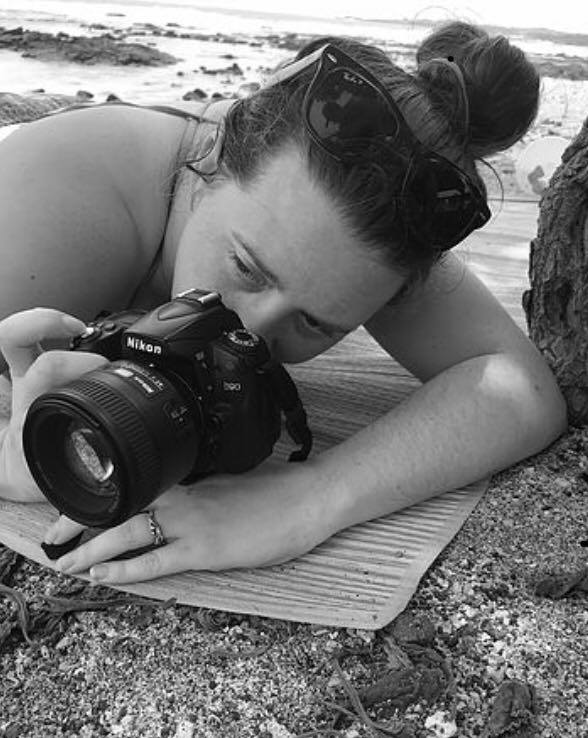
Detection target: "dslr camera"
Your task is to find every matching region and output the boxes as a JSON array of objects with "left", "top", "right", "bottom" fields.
[{"left": 23, "top": 289, "right": 312, "bottom": 527}]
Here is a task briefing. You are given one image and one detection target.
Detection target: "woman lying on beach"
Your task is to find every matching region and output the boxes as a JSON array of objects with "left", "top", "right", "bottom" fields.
[{"left": 0, "top": 21, "right": 567, "bottom": 583}]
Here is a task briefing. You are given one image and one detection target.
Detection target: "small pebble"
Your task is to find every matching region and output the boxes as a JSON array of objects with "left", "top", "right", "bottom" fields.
[{"left": 424, "top": 709, "right": 458, "bottom": 737}]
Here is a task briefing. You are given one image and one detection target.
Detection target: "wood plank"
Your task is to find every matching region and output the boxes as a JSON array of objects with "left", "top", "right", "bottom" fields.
[{"left": 456, "top": 199, "right": 538, "bottom": 330}]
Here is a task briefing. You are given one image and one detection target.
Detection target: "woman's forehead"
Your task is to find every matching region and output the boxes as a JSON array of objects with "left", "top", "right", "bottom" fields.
[
  {"left": 223, "top": 146, "right": 352, "bottom": 246},
  {"left": 217, "top": 150, "right": 402, "bottom": 319}
]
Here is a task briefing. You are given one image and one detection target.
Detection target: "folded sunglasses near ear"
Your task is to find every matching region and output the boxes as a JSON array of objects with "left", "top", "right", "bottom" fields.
[{"left": 266, "top": 44, "right": 491, "bottom": 252}]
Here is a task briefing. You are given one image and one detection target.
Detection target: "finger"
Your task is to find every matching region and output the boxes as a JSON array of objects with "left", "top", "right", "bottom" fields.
[
  {"left": 89, "top": 542, "right": 185, "bottom": 584},
  {"left": 43, "top": 514, "right": 86, "bottom": 545},
  {"left": 0, "top": 309, "right": 86, "bottom": 378},
  {"left": 12, "top": 349, "right": 108, "bottom": 416},
  {"left": 53, "top": 510, "right": 168, "bottom": 576}
]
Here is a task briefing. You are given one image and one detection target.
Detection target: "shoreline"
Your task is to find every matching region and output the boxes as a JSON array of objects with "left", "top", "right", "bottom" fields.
[{"left": 1, "top": 21, "right": 588, "bottom": 80}]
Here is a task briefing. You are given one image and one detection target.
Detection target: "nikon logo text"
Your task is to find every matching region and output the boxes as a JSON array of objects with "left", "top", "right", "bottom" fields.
[{"left": 125, "top": 336, "right": 163, "bottom": 355}]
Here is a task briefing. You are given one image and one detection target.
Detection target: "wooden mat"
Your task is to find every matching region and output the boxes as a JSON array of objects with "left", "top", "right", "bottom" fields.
[{"left": 0, "top": 328, "right": 486, "bottom": 629}]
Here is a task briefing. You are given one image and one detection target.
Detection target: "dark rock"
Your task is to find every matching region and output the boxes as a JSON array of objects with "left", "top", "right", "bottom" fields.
[
  {"left": 531, "top": 52, "right": 588, "bottom": 80},
  {"left": 0, "top": 26, "right": 23, "bottom": 36},
  {"left": 351, "top": 664, "right": 448, "bottom": 710},
  {"left": 388, "top": 611, "right": 436, "bottom": 645},
  {"left": 0, "top": 25, "right": 177, "bottom": 66},
  {"left": 200, "top": 62, "right": 244, "bottom": 76},
  {"left": 76, "top": 89, "right": 94, "bottom": 100},
  {"left": 535, "top": 566, "right": 588, "bottom": 598},
  {"left": 482, "top": 680, "right": 537, "bottom": 738},
  {"left": 0, "top": 91, "right": 80, "bottom": 126},
  {"left": 0, "top": 548, "right": 23, "bottom": 585},
  {"left": 182, "top": 88, "right": 207, "bottom": 101}
]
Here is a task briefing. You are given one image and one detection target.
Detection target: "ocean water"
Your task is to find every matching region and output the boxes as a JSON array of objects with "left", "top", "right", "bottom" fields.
[
  {"left": 0, "top": 0, "right": 429, "bottom": 43},
  {"left": 0, "top": 0, "right": 586, "bottom": 138},
  {"left": 0, "top": 0, "right": 433, "bottom": 104},
  {"left": 4, "top": 0, "right": 588, "bottom": 54}
]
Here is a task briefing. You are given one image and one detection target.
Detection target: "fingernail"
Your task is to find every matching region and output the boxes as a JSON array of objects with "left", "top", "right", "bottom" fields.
[
  {"left": 90, "top": 565, "right": 107, "bottom": 581},
  {"left": 61, "top": 315, "right": 86, "bottom": 333},
  {"left": 55, "top": 556, "right": 76, "bottom": 574}
]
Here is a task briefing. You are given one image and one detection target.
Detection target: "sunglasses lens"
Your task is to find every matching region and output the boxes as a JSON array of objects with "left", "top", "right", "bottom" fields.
[
  {"left": 306, "top": 67, "right": 399, "bottom": 154},
  {"left": 405, "top": 158, "right": 489, "bottom": 249},
  {"left": 300, "top": 48, "right": 490, "bottom": 250}
]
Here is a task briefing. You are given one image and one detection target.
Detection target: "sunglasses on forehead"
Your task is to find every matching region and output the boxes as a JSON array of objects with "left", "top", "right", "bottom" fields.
[{"left": 267, "top": 44, "right": 491, "bottom": 252}]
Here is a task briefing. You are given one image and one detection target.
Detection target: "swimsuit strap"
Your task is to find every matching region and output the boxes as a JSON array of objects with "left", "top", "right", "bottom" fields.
[
  {"left": 43, "top": 96, "right": 237, "bottom": 125},
  {"left": 25, "top": 96, "right": 237, "bottom": 310},
  {"left": 121, "top": 98, "right": 237, "bottom": 309}
]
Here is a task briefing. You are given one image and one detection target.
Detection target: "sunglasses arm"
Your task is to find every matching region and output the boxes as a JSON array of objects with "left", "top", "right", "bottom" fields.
[{"left": 264, "top": 44, "right": 331, "bottom": 87}]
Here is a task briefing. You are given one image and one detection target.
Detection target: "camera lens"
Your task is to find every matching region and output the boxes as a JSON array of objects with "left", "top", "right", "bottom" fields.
[
  {"left": 23, "top": 361, "right": 202, "bottom": 527},
  {"left": 63, "top": 421, "right": 117, "bottom": 493}
]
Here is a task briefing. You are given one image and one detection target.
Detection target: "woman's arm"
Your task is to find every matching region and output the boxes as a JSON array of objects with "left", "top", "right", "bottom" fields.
[{"left": 314, "top": 251, "right": 567, "bottom": 529}]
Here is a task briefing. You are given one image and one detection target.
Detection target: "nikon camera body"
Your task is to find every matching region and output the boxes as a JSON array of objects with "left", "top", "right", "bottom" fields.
[{"left": 22, "top": 289, "right": 311, "bottom": 527}]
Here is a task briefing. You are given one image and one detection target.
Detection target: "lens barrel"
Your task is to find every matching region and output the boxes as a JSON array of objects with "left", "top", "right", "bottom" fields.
[{"left": 23, "top": 361, "right": 201, "bottom": 527}]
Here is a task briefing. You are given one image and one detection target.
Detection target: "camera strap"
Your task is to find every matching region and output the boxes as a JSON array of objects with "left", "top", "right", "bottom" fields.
[{"left": 264, "top": 363, "right": 313, "bottom": 462}]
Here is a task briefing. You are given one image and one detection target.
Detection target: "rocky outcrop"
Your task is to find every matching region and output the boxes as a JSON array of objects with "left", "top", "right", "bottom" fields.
[
  {"left": 0, "top": 26, "right": 177, "bottom": 66},
  {"left": 530, "top": 52, "right": 588, "bottom": 81}
]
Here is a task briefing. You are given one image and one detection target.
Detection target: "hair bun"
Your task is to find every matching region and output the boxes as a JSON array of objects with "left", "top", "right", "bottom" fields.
[{"left": 416, "top": 21, "right": 540, "bottom": 158}]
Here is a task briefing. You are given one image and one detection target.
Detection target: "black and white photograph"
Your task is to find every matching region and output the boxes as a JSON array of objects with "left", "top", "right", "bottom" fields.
[{"left": 0, "top": 1, "right": 586, "bottom": 736}]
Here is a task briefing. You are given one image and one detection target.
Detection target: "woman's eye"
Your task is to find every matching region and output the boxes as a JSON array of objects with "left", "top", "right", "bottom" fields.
[
  {"left": 300, "top": 312, "right": 330, "bottom": 338},
  {"left": 301, "top": 313, "right": 321, "bottom": 332},
  {"left": 300, "top": 313, "right": 349, "bottom": 341},
  {"left": 231, "top": 253, "right": 266, "bottom": 287}
]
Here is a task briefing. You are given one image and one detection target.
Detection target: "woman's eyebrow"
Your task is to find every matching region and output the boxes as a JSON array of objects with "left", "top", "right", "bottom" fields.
[{"left": 237, "top": 238, "right": 354, "bottom": 335}]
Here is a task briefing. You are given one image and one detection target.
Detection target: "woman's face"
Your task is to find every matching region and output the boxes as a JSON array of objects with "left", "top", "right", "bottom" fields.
[{"left": 172, "top": 145, "right": 404, "bottom": 363}]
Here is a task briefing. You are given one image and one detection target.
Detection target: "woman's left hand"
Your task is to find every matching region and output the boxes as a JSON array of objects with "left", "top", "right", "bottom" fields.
[{"left": 45, "top": 459, "right": 331, "bottom": 582}]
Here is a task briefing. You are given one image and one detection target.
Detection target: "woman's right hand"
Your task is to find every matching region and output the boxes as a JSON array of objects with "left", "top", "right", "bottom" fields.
[{"left": 0, "top": 308, "right": 109, "bottom": 502}]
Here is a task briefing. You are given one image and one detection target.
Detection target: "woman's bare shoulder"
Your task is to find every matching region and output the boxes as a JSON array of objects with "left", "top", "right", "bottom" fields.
[{"left": 0, "top": 105, "right": 184, "bottom": 322}]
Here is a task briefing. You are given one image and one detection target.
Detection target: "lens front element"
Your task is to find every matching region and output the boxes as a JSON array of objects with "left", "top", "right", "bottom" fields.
[{"left": 63, "top": 422, "right": 117, "bottom": 494}]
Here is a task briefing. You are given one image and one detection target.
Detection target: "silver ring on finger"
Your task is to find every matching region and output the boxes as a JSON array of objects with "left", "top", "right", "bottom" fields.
[{"left": 143, "top": 509, "right": 166, "bottom": 547}]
